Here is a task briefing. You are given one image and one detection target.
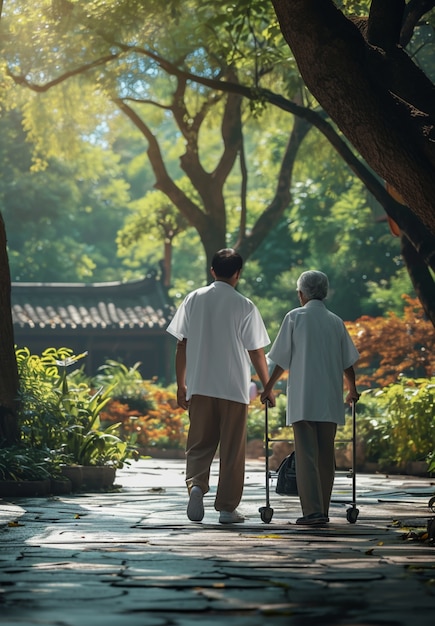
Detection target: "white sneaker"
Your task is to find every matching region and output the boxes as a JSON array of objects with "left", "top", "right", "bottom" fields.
[
  {"left": 187, "top": 486, "right": 204, "bottom": 522},
  {"left": 219, "top": 509, "right": 245, "bottom": 524}
]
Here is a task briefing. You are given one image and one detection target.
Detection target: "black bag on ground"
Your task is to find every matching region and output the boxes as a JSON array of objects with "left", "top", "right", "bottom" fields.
[{"left": 275, "top": 451, "right": 298, "bottom": 495}]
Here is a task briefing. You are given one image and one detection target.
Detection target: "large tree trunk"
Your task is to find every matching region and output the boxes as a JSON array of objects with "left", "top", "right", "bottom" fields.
[
  {"left": 0, "top": 0, "right": 18, "bottom": 445},
  {"left": 401, "top": 234, "right": 435, "bottom": 326},
  {"left": 271, "top": 0, "right": 435, "bottom": 237},
  {"left": 271, "top": 0, "right": 435, "bottom": 325},
  {"left": 117, "top": 79, "right": 248, "bottom": 279},
  {"left": 0, "top": 213, "right": 20, "bottom": 445}
]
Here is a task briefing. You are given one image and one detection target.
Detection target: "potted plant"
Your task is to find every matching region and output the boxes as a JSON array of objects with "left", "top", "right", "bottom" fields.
[{"left": 12, "top": 347, "right": 136, "bottom": 492}]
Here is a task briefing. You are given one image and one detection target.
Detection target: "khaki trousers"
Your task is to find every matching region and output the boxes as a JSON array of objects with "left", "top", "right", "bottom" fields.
[
  {"left": 185, "top": 394, "right": 247, "bottom": 512},
  {"left": 292, "top": 421, "right": 337, "bottom": 517}
]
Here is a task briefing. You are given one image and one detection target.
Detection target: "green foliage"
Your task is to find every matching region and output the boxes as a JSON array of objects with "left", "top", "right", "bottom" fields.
[
  {"left": 16, "top": 346, "right": 76, "bottom": 452},
  {"left": 93, "top": 360, "right": 153, "bottom": 415},
  {"left": 16, "top": 347, "right": 135, "bottom": 471},
  {"left": 0, "top": 445, "right": 52, "bottom": 481},
  {"left": 0, "top": 0, "right": 414, "bottom": 325},
  {"left": 339, "top": 378, "right": 435, "bottom": 470},
  {"left": 283, "top": 173, "right": 410, "bottom": 320},
  {"left": 96, "top": 362, "right": 189, "bottom": 451},
  {"left": 337, "top": 1, "right": 371, "bottom": 16},
  {"left": 368, "top": 378, "right": 435, "bottom": 468},
  {"left": 118, "top": 190, "right": 188, "bottom": 251},
  {"left": 247, "top": 395, "right": 287, "bottom": 441},
  {"left": 168, "top": 228, "right": 208, "bottom": 302},
  {"left": 0, "top": 110, "right": 130, "bottom": 282}
]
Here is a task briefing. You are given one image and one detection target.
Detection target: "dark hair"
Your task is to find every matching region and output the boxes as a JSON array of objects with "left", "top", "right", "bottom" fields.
[{"left": 211, "top": 248, "right": 243, "bottom": 278}]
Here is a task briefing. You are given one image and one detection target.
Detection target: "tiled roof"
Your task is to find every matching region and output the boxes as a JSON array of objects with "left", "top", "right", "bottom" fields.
[{"left": 11, "top": 276, "right": 174, "bottom": 332}]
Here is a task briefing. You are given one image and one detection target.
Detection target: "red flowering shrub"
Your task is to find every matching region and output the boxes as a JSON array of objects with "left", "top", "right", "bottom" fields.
[
  {"left": 345, "top": 296, "right": 434, "bottom": 389},
  {"left": 100, "top": 381, "right": 188, "bottom": 451}
]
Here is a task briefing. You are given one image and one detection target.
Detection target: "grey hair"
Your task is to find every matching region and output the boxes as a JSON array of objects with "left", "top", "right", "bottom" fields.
[{"left": 297, "top": 270, "right": 329, "bottom": 301}]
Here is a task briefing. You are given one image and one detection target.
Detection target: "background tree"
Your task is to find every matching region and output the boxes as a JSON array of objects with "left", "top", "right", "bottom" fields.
[
  {"left": 3, "top": 0, "right": 433, "bottom": 311},
  {"left": 6, "top": 1, "right": 296, "bottom": 269},
  {"left": 0, "top": 1, "right": 19, "bottom": 443},
  {"left": 0, "top": 0, "right": 432, "bottom": 438},
  {"left": 0, "top": 111, "right": 131, "bottom": 282},
  {"left": 0, "top": 2, "right": 422, "bottom": 302},
  {"left": 117, "top": 189, "right": 189, "bottom": 287},
  {"left": 271, "top": 0, "right": 435, "bottom": 324}
]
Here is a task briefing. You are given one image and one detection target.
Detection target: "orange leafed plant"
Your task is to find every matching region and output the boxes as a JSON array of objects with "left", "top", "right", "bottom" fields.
[
  {"left": 345, "top": 296, "right": 434, "bottom": 388},
  {"left": 100, "top": 385, "right": 188, "bottom": 450}
]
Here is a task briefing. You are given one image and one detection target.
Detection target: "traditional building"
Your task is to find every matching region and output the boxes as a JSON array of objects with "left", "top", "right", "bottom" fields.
[{"left": 11, "top": 275, "right": 175, "bottom": 381}]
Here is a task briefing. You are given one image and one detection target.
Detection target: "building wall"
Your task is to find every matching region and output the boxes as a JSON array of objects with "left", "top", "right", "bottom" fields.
[{"left": 14, "top": 329, "right": 175, "bottom": 383}]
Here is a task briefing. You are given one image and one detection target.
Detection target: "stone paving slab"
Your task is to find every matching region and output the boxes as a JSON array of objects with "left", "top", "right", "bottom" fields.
[{"left": 0, "top": 459, "right": 434, "bottom": 626}]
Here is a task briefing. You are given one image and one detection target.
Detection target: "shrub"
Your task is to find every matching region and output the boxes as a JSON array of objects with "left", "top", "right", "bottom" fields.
[
  {"left": 262, "top": 377, "right": 434, "bottom": 473},
  {"left": 97, "top": 363, "right": 189, "bottom": 451},
  {"left": 93, "top": 360, "right": 153, "bottom": 415},
  {"left": 365, "top": 377, "right": 434, "bottom": 468},
  {"left": 101, "top": 365, "right": 290, "bottom": 451},
  {"left": 13, "top": 347, "right": 433, "bottom": 473},
  {"left": 345, "top": 297, "right": 434, "bottom": 388},
  {"left": 0, "top": 445, "right": 52, "bottom": 481},
  {"left": 247, "top": 394, "right": 287, "bottom": 441},
  {"left": 336, "top": 377, "right": 435, "bottom": 471},
  {"left": 16, "top": 347, "right": 134, "bottom": 470}
]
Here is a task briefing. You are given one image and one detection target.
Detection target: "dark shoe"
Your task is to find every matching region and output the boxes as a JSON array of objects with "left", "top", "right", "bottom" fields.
[
  {"left": 187, "top": 486, "right": 204, "bottom": 522},
  {"left": 296, "top": 513, "right": 329, "bottom": 526}
]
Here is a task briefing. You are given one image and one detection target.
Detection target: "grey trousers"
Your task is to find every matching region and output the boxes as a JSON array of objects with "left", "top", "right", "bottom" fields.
[
  {"left": 292, "top": 420, "right": 337, "bottom": 517},
  {"left": 185, "top": 394, "right": 248, "bottom": 512}
]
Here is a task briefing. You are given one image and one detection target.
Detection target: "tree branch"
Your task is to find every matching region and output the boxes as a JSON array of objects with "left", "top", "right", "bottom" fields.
[
  {"left": 213, "top": 79, "right": 243, "bottom": 187},
  {"left": 401, "top": 234, "right": 435, "bottom": 325},
  {"left": 271, "top": 0, "right": 435, "bottom": 236},
  {"left": 401, "top": 0, "right": 435, "bottom": 46},
  {"left": 238, "top": 115, "right": 310, "bottom": 260},
  {"left": 132, "top": 50, "right": 435, "bottom": 264},
  {"left": 7, "top": 53, "right": 121, "bottom": 91},
  {"left": 235, "top": 139, "right": 248, "bottom": 248},
  {"left": 113, "top": 98, "right": 208, "bottom": 231},
  {"left": 122, "top": 96, "right": 171, "bottom": 111},
  {"left": 171, "top": 75, "right": 211, "bottom": 188},
  {"left": 367, "top": 0, "right": 405, "bottom": 49}
]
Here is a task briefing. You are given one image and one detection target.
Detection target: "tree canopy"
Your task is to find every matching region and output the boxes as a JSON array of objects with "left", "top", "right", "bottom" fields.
[
  {"left": 1, "top": 0, "right": 435, "bottom": 442},
  {"left": 1, "top": 2, "right": 433, "bottom": 313}
]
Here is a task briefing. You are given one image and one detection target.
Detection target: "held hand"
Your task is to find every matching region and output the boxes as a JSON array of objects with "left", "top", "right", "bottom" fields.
[
  {"left": 345, "top": 390, "right": 360, "bottom": 405},
  {"left": 260, "top": 390, "right": 276, "bottom": 408},
  {"left": 176, "top": 386, "right": 189, "bottom": 410}
]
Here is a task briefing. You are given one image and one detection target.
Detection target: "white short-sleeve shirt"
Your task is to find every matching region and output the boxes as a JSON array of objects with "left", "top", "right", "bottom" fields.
[
  {"left": 268, "top": 299, "right": 359, "bottom": 425},
  {"left": 167, "top": 281, "right": 270, "bottom": 404}
]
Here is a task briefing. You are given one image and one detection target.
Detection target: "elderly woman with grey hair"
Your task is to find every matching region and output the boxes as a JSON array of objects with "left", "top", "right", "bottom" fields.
[{"left": 261, "top": 270, "right": 360, "bottom": 526}]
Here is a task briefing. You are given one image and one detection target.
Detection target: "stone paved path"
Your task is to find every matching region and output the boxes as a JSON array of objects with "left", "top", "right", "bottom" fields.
[{"left": 1, "top": 459, "right": 434, "bottom": 625}]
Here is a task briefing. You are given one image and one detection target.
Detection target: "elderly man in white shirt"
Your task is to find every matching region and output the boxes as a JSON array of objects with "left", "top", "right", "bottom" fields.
[
  {"left": 167, "top": 248, "right": 274, "bottom": 524},
  {"left": 261, "top": 270, "right": 360, "bottom": 526}
]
